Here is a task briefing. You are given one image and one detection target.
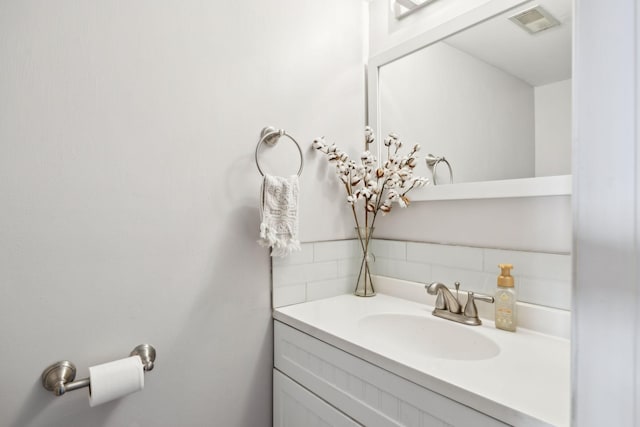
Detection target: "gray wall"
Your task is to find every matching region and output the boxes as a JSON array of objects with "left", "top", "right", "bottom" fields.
[
  {"left": 535, "top": 79, "right": 572, "bottom": 177},
  {"left": 380, "top": 41, "right": 535, "bottom": 184},
  {"left": 0, "top": 1, "right": 364, "bottom": 426}
]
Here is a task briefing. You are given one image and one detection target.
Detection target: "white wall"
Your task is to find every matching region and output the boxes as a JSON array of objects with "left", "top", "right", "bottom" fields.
[
  {"left": 0, "top": 1, "right": 364, "bottom": 426},
  {"left": 380, "top": 41, "right": 535, "bottom": 184},
  {"left": 535, "top": 78, "right": 572, "bottom": 177}
]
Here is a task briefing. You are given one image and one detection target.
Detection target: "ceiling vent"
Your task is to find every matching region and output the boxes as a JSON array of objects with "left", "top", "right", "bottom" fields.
[{"left": 509, "top": 6, "right": 561, "bottom": 34}]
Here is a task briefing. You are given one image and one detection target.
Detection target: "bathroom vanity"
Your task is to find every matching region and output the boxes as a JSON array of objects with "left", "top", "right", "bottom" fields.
[{"left": 272, "top": 291, "right": 569, "bottom": 427}]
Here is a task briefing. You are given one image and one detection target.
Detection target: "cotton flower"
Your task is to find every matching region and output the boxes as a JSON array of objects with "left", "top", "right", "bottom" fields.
[
  {"left": 413, "top": 177, "right": 429, "bottom": 188},
  {"left": 312, "top": 137, "right": 326, "bottom": 151},
  {"left": 383, "top": 135, "right": 394, "bottom": 147},
  {"left": 312, "top": 128, "right": 428, "bottom": 233},
  {"left": 383, "top": 176, "right": 395, "bottom": 188},
  {"left": 359, "top": 187, "right": 373, "bottom": 199},
  {"left": 380, "top": 200, "right": 392, "bottom": 214},
  {"left": 398, "top": 169, "right": 411, "bottom": 181},
  {"left": 360, "top": 151, "right": 375, "bottom": 166},
  {"left": 327, "top": 152, "right": 340, "bottom": 162},
  {"left": 387, "top": 188, "right": 400, "bottom": 202},
  {"left": 365, "top": 126, "right": 375, "bottom": 146}
]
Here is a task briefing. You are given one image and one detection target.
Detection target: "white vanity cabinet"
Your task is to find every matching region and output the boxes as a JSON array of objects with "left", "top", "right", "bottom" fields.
[
  {"left": 274, "top": 369, "right": 361, "bottom": 426},
  {"left": 273, "top": 321, "right": 508, "bottom": 427}
]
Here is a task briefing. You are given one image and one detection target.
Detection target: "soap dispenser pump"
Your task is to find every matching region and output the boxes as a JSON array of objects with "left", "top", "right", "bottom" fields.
[{"left": 495, "top": 264, "right": 517, "bottom": 332}]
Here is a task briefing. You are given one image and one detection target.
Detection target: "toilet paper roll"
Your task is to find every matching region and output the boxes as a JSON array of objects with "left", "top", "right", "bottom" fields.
[{"left": 89, "top": 355, "right": 144, "bottom": 407}]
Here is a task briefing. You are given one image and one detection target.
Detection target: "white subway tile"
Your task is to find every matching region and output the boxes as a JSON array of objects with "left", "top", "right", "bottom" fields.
[
  {"left": 518, "top": 303, "right": 571, "bottom": 339},
  {"left": 270, "top": 238, "right": 573, "bottom": 312},
  {"left": 401, "top": 262, "right": 433, "bottom": 284},
  {"left": 306, "top": 277, "right": 354, "bottom": 301},
  {"left": 431, "top": 265, "right": 494, "bottom": 295},
  {"left": 272, "top": 261, "right": 337, "bottom": 287},
  {"left": 484, "top": 249, "right": 571, "bottom": 281},
  {"left": 370, "top": 239, "right": 407, "bottom": 260},
  {"left": 271, "top": 243, "right": 314, "bottom": 266},
  {"left": 371, "top": 258, "right": 401, "bottom": 278},
  {"left": 407, "top": 242, "right": 483, "bottom": 270},
  {"left": 272, "top": 284, "right": 306, "bottom": 308},
  {"left": 373, "top": 258, "right": 431, "bottom": 284},
  {"left": 314, "top": 240, "right": 360, "bottom": 262},
  {"left": 517, "top": 277, "right": 571, "bottom": 310},
  {"left": 338, "top": 257, "right": 362, "bottom": 278}
]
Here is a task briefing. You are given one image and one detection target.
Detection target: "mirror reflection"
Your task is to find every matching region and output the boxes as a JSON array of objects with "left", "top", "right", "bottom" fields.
[{"left": 378, "top": 0, "right": 572, "bottom": 185}]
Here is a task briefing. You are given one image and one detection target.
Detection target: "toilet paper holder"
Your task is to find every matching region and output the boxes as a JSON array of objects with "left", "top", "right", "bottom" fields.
[{"left": 41, "top": 344, "right": 156, "bottom": 397}]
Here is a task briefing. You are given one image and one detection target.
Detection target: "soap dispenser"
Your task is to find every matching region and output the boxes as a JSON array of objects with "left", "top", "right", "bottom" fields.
[{"left": 495, "top": 264, "right": 517, "bottom": 332}]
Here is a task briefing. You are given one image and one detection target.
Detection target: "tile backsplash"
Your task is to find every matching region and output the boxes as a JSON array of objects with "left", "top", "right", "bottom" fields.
[
  {"left": 272, "top": 239, "right": 571, "bottom": 310},
  {"left": 271, "top": 240, "right": 361, "bottom": 308},
  {"left": 371, "top": 240, "right": 571, "bottom": 310}
]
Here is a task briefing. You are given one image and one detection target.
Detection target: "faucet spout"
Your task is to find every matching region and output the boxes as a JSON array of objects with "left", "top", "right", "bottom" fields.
[{"left": 425, "top": 282, "right": 461, "bottom": 314}]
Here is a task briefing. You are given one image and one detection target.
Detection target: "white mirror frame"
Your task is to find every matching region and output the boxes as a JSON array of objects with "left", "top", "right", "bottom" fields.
[{"left": 367, "top": 0, "right": 572, "bottom": 201}]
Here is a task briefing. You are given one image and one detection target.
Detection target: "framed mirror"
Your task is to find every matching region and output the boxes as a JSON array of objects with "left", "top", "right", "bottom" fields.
[{"left": 368, "top": 0, "right": 572, "bottom": 201}]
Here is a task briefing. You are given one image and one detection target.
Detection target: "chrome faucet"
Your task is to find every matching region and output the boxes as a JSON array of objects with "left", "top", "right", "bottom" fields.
[{"left": 425, "top": 282, "right": 494, "bottom": 326}]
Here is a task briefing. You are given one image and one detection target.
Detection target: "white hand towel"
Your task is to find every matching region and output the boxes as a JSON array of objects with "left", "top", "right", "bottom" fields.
[{"left": 258, "top": 174, "right": 301, "bottom": 257}]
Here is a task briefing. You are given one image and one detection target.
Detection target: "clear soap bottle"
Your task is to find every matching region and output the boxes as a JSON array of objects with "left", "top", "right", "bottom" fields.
[{"left": 495, "top": 264, "right": 516, "bottom": 332}]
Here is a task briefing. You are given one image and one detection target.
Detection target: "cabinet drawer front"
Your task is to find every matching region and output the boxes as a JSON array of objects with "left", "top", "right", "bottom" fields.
[
  {"left": 274, "top": 369, "right": 362, "bottom": 427},
  {"left": 274, "top": 321, "right": 509, "bottom": 427}
]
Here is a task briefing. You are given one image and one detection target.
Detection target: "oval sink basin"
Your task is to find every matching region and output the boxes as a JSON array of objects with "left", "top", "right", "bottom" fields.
[{"left": 357, "top": 313, "right": 500, "bottom": 361}]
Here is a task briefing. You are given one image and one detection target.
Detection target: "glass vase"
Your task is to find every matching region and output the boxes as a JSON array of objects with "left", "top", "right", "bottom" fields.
[{"left": 354, "top": 227, "right": 376, "bottom": 297}]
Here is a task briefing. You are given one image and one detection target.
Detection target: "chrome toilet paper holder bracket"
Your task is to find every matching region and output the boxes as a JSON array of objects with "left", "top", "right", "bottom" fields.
[{"left": 41, "top": 344, "right": 156, "bottom": 397}]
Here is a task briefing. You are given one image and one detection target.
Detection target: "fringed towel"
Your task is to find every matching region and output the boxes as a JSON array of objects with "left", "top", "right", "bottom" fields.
[{"left": 258, "top": 174, "right": 301, "bottom": 257}]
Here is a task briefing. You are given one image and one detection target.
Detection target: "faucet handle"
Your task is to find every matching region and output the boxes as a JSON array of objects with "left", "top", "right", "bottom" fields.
[{"left": 463, "top": 292, "right": 495, "bottom": 319}]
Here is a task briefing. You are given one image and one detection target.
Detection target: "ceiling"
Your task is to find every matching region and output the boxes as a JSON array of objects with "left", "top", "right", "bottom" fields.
[{"left": 444, "top": 0, "right": 572, "bottom": 87}]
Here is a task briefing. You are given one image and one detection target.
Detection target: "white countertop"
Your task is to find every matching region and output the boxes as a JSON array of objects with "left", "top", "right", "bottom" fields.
[{"left": 273, "top": 293, "right": 570, "bottom": 427}]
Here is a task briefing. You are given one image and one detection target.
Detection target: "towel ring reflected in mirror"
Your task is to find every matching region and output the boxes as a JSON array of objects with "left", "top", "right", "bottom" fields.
[
  {"left": 426, "top": 154, "right": 453, "bottom": 185},
  {"left": 255, "top": 126, "right": 304, "bottom": 177}
]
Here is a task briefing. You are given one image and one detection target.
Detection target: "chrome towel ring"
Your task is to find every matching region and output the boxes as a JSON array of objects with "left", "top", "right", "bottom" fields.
[
  {"left": 255, "top": 126, "right": 304, "bottom": 177},
  {"left": 426, "top": 154, "right": 453, "bottom": 185}
]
